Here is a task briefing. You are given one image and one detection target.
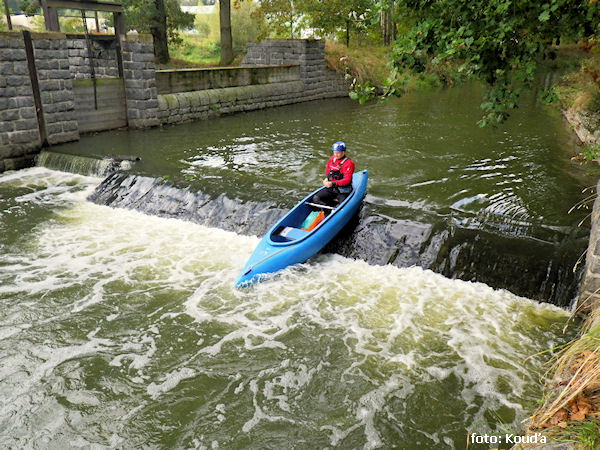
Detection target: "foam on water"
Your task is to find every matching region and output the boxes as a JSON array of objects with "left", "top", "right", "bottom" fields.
[{"left": 0, "top": 168, "right": 573, "bottom": 448}]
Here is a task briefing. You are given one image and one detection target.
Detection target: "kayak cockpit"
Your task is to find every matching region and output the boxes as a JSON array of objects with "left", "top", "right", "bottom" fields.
[{"left": 269, "top": 201, "right": 337, "bottom": 243}]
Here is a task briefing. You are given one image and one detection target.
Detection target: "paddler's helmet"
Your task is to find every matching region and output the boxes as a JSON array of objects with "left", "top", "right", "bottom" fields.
[{"left": 331, "top": 141, "right": 346, "bottom": 152}]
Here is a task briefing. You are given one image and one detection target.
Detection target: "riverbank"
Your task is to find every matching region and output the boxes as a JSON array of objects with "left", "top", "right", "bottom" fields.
[{"left": 524, "top": 46, "right": 600, "bottom": 449}]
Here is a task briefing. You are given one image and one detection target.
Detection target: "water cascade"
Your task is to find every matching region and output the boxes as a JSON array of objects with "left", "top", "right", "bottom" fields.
[
  {"left": 36, "top": 150, "right": 138, "bottom": 178},
  {"left": 83, "top": 171, "right": 584, "bottom": 306}
]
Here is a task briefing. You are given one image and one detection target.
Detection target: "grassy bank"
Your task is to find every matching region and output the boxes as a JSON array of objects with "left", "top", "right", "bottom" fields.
[{"left": 524, "top": 43, "right": 600, "bottom": 449}]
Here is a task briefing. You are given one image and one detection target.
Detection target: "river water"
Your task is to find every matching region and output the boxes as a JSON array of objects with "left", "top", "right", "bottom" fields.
[{"left": 0, "top": 85, "right": 591, "bottom": 448}]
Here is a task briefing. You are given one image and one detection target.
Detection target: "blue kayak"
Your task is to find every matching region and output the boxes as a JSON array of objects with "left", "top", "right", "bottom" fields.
[{"left": 235, "top": 170, "right": 368, "bottom": 287}]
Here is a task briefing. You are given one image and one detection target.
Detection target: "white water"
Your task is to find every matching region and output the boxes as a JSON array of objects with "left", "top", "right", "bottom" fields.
[{"left": 0, "top": 168, "right": 572, "bottom": 448}]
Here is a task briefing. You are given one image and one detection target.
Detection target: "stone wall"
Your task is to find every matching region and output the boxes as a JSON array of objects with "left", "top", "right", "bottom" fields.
[
  {"left": 32, "top": 35, "right": 80, "bottom": 146},
  {"left": 121, "top": 34, "right": 159, "bottom": 128},
  {"left": 157, "top": 39, "right": 349, "bottom": 125},
  {"left": 157, "top": 81, "right": 304, "bottom": 124},
  {"left": 580, "top": 187, "right": 600, "bottom": 313},
  {"left": 242, "top": 39, "right": 349, "bottom": 100},
  {"left": 67, "top": 36, "right": 120, "bottom": 79},
  {"left": 0, "top": 31, "right": 39, "bottom": 172},
  {"left": 1, "top": 35, "right": 347, "bottom": 173},
  {"left": 0, "top": 31, "right": 159, "bottom": 173},
  {"left": 0, "top": 31, "right": 80, "bottom": 171}
]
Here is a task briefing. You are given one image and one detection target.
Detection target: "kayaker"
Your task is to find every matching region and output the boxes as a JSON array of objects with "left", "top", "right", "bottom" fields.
[{"left": 311, "top": 141, "right": 355, "bottom": 207}]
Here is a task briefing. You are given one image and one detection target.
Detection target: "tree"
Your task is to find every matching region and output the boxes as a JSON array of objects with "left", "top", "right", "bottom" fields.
[
  {"left": 302, "top": 0, "right": 372, "bottom": 46},
  {"left": 152, "top": 0, "right": 169, "bottom": 63},
  {"left": 389, "top": 0, "right": 600, "bottom": 126},
  {"left": 219, "top": 0, "right": 233, "bottom": 65},
  {"left": 377, "top": 0, "right": 397, "bottom": 46},
  {"left": 123, "top": 0, "right": 193, "bottom": 64},
  {"left": 256, "top": 0, "right": 305, "bottom": 39}
]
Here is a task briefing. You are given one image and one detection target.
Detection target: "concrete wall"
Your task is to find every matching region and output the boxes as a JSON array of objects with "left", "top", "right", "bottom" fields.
[{"left": 156, "top": 65, "right": 300, "bottom": 94}]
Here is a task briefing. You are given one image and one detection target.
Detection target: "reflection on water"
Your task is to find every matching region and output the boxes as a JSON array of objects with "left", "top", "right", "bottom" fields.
[{"left": 0, "top": 168, "right": 575, "bottom": 448}]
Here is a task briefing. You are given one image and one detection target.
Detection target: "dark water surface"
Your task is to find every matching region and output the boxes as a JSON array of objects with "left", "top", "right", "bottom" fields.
[{"left": 0, "top": 83, "right": 589, "bottom": 448}]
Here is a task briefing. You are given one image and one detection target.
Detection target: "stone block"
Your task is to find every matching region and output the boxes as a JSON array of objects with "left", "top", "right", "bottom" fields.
[
  {"left": 15, "top": 118, "right": 38, "bottom": 131},
  {"left": 132, "top": 53, "right": 154, "bottom": 63},
  {"left": 19, "top": 107, "right": 36, "bottom": 119},
  {"left": 0, "top": 119, "right": 15, "bottom": 133},
  {"left": 52, "top": 90, "right": 74, "bottom": 103},
  {"left": 0, "top": 109, "right": 19, "bottom": 121},
  {"left": 7, "top": 129, "right": 40, "bottom": 145},
  {"left": 125, "top": 88, "right": 151, "bottom": 101},
  {"left": 36, "top": 59, "right": 60, "bottom": 71},
  {"left": 6, "top": 76, "right": 24, "bottom": 87},
  {"left": 33, "top": 39, "right": 51, "bottom": 50},
  {"left": 46, "top": 122, "right": 65, "bottom": 135},
  {"left": 0, "top": 48, "right": 25, "bottom": 61},
  {"left": 125, "top": 79, "right": 146, "bottom": 90},
  {"left": 0, "top": 61, "right": 14, "bottom": 76},
  {"left": 9, "top": 97, "right": 34, "bottom": 109},
  {"left": 38, "top": 79, "right": 61, "bottom": 91}
]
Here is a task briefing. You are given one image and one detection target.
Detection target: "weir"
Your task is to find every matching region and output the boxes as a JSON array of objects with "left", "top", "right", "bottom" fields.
[
  {"left": 36, "top": 150, "right": 135, "bottom": 177},
  {"left": 32, "top": 148, "right": 584, "bottom": 307},
  {"left": 30, "top": 82, "right": 588, "bottom": 308}
]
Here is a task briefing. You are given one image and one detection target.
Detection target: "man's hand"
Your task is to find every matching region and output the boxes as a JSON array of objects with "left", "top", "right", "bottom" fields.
[{"left": 323, "top": 179, "right": 333, "bottom": 188}]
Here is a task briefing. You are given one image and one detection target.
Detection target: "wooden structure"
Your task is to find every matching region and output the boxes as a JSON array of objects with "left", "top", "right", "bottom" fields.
[{"left": 39, "top": 0, "right": 125, "bottom": 35}]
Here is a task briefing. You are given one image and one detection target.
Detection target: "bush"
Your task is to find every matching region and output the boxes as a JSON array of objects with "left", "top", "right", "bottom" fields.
[
  {"left": 60, "top": 17, "right": 84, "bottom": 33},
  {"left": 231, "top": 1, "right": 262, "bottom": 53}
]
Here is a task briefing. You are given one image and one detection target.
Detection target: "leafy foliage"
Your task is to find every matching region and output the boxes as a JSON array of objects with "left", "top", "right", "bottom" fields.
[
  {"left": 301, "top": 0, "right": 374, "bottom": 45},
  {"left": 190, "top": 1, "right": 263, "bottom": 57},
  {"left": 582, "top": 143, "right": 600, "bottom": 161},
  {"left": 19, "top": 0, "right": 39, "bottom": 16},
  {"left": 389, "top": 0, "right": 600, "bottom": 126},
  {"left": 348, "top": 79, "right": 376, "bottom": 104},
  {"left": 122, "top": 0, "right": 193, "bottom": 45},
  {"left": 253, "top": 0, "right": 306, "bottom": 39}
]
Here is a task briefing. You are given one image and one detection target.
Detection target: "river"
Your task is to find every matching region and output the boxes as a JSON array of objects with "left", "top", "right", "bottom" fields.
[{"left": 0, "top": 84, "right": 590, "bottom": 448}]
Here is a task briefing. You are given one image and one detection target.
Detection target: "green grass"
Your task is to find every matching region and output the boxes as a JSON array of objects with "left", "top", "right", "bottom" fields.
[
  {"left": 167, "top": 34, "right": 221, "bottom": 67},
  {"left": 545, "top": 418, "right": 600, "bottom": 450}
]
